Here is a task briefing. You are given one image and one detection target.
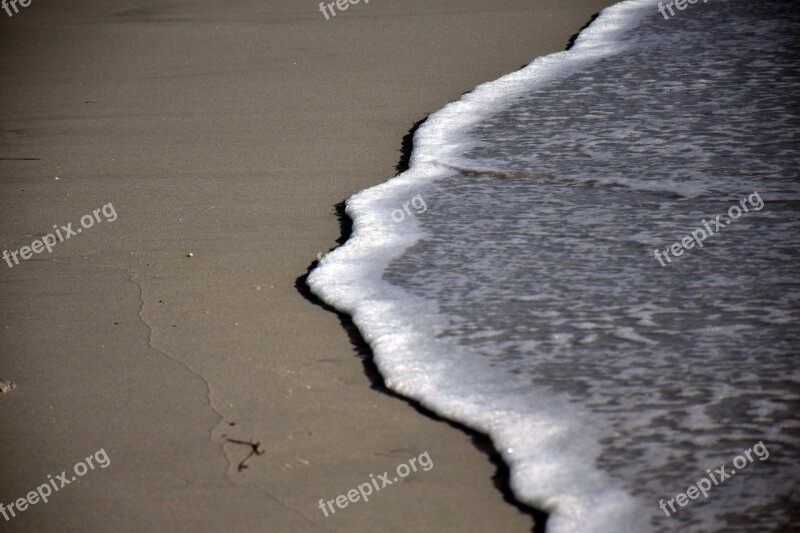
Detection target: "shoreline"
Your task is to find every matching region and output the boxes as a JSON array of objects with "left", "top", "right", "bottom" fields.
[
  {"left": 306, "top": 2, "right": 652, "bottom": 530},
  {"left": 0, "top": 1, "right": 616, "bottom": 531},
  {"left": 296, "top": 202, "right": 550, "bottom": 530}
]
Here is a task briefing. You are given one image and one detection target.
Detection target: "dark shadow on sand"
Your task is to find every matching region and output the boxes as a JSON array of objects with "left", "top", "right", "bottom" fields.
[
  {"left": 394, "top": 116, "right": 427, "bottom": 175},
  {"left": 566, "top": 13, "right": 600, "bottom": 50}
]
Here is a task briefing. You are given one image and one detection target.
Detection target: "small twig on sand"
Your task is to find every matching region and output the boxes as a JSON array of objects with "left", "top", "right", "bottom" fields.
[{"left": 225, "top": 438, "right": 265, "bottom": 471}]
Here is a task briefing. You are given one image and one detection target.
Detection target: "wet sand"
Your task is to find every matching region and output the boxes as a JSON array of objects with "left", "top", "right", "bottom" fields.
[{"left": 0, "top": 1, "right": 614, "bottom": 531}]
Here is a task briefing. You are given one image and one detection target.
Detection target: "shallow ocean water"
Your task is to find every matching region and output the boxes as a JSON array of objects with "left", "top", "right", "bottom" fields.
[{"left": 310, "top": 0, "right": 800, "bottom": 530}]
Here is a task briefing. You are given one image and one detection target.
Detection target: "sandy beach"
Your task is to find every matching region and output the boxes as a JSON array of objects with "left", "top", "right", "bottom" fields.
[{"left": 0, "top": 1, "right": 613, "bottom": 531}]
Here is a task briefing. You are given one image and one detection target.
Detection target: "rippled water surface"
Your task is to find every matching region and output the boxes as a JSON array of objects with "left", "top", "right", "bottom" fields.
[{"left": 383, "top": 0, "right": 800, "bottom": 530}]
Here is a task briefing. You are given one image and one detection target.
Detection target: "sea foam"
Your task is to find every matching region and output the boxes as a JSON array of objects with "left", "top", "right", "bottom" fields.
[{"left": 308, "top": 0, "right": 800, "bottom": 530}]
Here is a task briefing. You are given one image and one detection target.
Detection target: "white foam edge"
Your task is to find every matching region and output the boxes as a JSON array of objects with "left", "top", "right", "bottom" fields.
[{"left": 308, "top": 1, "right": 659, "bottom": 531}]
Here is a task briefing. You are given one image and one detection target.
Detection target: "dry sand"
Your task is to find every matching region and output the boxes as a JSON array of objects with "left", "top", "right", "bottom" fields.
[{"left": 0, "top": 1, "right": 613, "bottom": 531}]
